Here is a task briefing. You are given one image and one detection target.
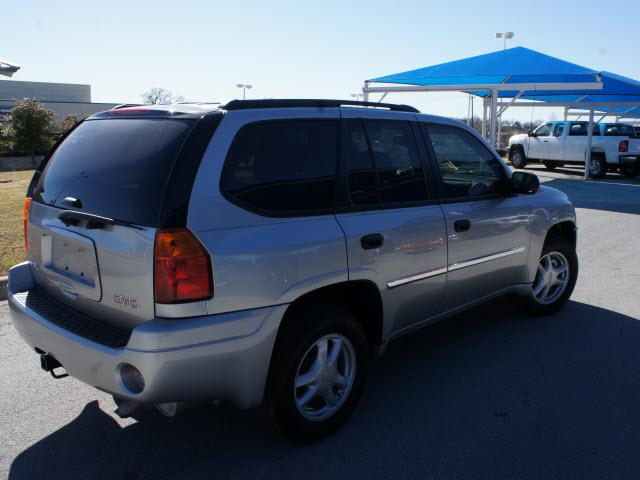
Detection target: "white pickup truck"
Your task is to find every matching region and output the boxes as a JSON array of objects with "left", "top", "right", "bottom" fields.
[{"left": 508, "top": 121, "right": 640, "bottom": 178}]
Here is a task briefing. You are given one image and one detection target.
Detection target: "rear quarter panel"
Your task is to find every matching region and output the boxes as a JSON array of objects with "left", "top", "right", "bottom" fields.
[{"left": 186, "top": 108, "right": 349, "bottom": 316}]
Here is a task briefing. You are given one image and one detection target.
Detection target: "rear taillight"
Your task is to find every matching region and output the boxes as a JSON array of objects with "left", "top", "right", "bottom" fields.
[
  {"left": 154, "top": 228, "right": 213, "bottom": 304},
  {"left": 23, "top": 197, "right": 31, "bottom": 251},
  {"left": 619, "top": 140, "right": 629, "bottom": 153}
]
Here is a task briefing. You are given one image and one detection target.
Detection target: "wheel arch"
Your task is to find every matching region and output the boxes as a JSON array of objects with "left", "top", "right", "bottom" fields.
[
  {"left": 546, "top": 220, "right": 577, "bottom": 249},
  {"left": 279, "top": 280, "right": 384, "bottom": 347}
]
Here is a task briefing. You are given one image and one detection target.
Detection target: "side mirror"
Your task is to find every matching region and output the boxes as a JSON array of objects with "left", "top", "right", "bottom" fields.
[
  {"left": 527, "top": 129, "right": 536, "bottom": 137},
  {"left": 511, "top": 171, "right": 539, "bottom": 194}
]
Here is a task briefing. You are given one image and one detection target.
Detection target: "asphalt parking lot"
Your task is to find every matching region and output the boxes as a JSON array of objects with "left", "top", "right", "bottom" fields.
[{"left": 1, "top": 165, "right": 639, "bottom": 480}]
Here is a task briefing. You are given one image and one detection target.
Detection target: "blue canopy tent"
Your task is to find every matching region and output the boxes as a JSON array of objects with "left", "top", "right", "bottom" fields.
[{"left": 364, "top": 47, "right": 640, "bottom": 178}]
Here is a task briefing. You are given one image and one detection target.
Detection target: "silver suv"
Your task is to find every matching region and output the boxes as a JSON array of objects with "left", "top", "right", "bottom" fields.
[{"left": 8, "top": 99, "right": 578, "bottom": 440}]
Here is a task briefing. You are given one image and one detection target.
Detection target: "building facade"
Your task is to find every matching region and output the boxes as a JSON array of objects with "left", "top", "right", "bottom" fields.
[{"left": 0, "top": 79, "right": 118, "bottom": 123}]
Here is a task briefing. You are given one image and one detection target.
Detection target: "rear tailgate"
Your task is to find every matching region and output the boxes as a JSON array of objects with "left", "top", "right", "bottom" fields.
[
  {"left": 629, "top": 138, "right": 640, "bottom": 155},
  {"left": 27, "top": 115, "right": 197, "bottom": 330}
]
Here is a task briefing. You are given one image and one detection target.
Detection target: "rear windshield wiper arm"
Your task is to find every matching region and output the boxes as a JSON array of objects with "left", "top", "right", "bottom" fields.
[{"left": 58, "top": 210, "right": 144, "bottom": 230}]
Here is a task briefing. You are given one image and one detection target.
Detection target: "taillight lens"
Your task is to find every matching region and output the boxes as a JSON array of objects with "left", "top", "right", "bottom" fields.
[
  {"left": 23, "top": 197, "right": 31, "bottom": 251},
  {"left": 154, "top": 228, "right": 213, "bottom": 304},
  {"left": 619, "top": 140, "right": 629, "bottom": 153}
]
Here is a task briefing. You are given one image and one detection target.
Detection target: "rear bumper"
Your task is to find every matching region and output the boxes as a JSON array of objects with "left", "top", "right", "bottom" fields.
[
  {"left": 8, "top": 262, "right": 285, "bottom": 409},
  {"left": 619, "top": 155, "right": 640, "bottom": 168}
]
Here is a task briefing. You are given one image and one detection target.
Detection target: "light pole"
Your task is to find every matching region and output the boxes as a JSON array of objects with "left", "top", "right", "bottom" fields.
[
  {"left": 351, "top": 93, "right": 364, "bottom": 102},
  {"left": 495, "top": 32, "right": 514, "bottom": 50},
  {"left": 236, "top": 83, "right": 253, "bottom": 100}
]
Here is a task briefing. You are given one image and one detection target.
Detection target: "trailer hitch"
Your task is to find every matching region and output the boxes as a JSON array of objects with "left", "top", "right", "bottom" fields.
[{"left": 40, "top": 353, "right": 69, "bottom": 379}]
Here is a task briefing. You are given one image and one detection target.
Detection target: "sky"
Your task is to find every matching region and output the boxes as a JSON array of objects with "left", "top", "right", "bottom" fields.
[{"left": 3, "top": 0, "right": 640, "bottom": 123}]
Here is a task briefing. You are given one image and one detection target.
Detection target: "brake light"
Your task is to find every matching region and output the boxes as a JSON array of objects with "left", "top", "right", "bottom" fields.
[
  {"left": 23, "top": 197, "right": 31, "bottom": 251},
  {"left": 154, "top": 228, "right": 213, "bottom": 304},
  {"left": 619, "top": 140, "right": 629, "bottom": 153}
]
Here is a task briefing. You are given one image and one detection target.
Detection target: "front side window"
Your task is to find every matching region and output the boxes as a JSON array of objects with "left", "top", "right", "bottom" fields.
[
  {"left": 221, "top": 120, "right": 338, "bottom": 215},
  {"left": 346, "top": 119, "right": 427, "bottom": 207},
  {"left": 535, "top": 123, "right": 552, "bottom": 137},
  {"left": 427, "top": 124, "right": 505, "bottom": 199}
]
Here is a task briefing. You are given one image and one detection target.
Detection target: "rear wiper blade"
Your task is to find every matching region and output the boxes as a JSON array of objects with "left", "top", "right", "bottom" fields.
[{"left": 58, "top": 210, "right": 144, "bottom": 230}]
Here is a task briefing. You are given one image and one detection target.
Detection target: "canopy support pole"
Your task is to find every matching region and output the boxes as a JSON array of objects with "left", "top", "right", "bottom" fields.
[
  {"left": 564, "top": 107, "right": 568, "bottom": 121},
  {"left": 482, "top": 97, "right": 488, "bottom": 139},
  {"left": 585, "top": 108, "right": 594, "bottom": 180},
  {"left": 490, "top": 90, "right": 498, "bottom": 147},
  {"left": 363, "top": 81, "right": 370, "bottom": 102}
]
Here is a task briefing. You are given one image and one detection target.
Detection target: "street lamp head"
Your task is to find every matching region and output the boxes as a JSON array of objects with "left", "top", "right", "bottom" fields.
[
  {"left": 496, "top": 32, "right": 502, "bottom": 38},
  {"left": 245, "top": 85, "right": 253, "bottom": 89},
  {"left": 505, "top": 32, "right": 514, "bottom": 39},
  {"left": 236, "top": 83, "right": 244, "bottom": 88}
]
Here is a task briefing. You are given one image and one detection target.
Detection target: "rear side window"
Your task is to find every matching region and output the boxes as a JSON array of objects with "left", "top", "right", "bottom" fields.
[
  {"left": 427, "top": 124, "right": 505, "bottom": 199},
  {"left": 604, "top": 124, "right": 636, "bottom": 137},
  {"left": 221, "top": 120, "right": 338, "bottom": 215},
  {"left": 34, "top": 118, "right": 194, "bottom": 226},
  {"left": 569, "top": 122, "right": 600, "bottom": 136},
  {"left": 346, "top": 119, "right": 427, "bottom": 207}
]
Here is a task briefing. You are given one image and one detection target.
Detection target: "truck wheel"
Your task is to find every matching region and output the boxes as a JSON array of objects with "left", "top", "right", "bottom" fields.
[
  {"left": 543, "top": 161, "right": 558, "bottom": 170},
  {"left": 261, "top": 304, "right": 369, "bottom": 441},
  {"left": 588, "top": 154, "right": 607, "bottom": 179},
  {"left": 510, "top": 146, "right": 527, "bottom": 169},
  {"left": 620, "top": 166, "right": 639, "bottom": 178},
  {"left": 516, "top": 234, "right": 578, "bottom": 316}
]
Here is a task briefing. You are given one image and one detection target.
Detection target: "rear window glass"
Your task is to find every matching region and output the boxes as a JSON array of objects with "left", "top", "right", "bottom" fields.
[{"left": 34, "top": 118, "right": 194, "bottom": 226}]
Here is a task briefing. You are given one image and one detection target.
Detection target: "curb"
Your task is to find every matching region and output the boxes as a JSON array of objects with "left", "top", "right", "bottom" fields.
[{"left": 0, "top": 276, "right": 7, "bottom": 301}]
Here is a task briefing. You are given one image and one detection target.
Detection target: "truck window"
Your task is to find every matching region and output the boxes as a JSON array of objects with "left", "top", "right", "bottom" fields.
[
  {"left": 553, "top": 124, "right": 565, "bottom": 137},
  {"left": 569, "top": 122, "right": 600, "bottom": 136},
  {"left": 534, "top": 123, "right": 552, "bottom": 137}
]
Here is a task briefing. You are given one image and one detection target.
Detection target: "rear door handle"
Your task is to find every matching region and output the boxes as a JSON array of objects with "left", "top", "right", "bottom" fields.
[
  {"left": 361, "top": 233, "right": 384, "bottom": 250},
  {"left": 454, "top": 219, "right": 471, "bottom": 232}
]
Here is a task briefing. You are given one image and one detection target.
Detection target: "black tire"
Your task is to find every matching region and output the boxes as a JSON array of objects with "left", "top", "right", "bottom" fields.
[
  {"left": 509, "top": 146, "right": 527, "bottom": 169},
  {"left": 261, "top": 304, "right": 370, "bottom": 441},
  {"left": 620, "top": 165, "right": 639, "bottom": 178},
  {"left": 516, "top": 234, "right": 578, "bottom": 316},
  {"left": 543, "top": 160, "right": 558, "bottom": 170},
  {"left": 588, "top": 154, "right": 607, "bottom": 179}
]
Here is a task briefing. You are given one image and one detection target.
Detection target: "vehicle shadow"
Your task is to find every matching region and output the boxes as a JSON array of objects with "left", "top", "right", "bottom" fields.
[
  {"left": 539, "top": 177, "right": 640, "bottom": 215},
  {"left": 9, "top": 298, "right": 640, "bottom": 479}
]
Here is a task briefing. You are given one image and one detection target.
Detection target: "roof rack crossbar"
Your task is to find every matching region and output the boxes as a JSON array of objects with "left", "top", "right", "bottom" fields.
[{"left": 221, "top": 99, "right": 419, "bottom": 113}]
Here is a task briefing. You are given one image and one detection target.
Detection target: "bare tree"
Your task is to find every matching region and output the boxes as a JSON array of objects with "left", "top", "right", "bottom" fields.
[{"left": 141, "top": 87, "right": 184, "bottom": 105}]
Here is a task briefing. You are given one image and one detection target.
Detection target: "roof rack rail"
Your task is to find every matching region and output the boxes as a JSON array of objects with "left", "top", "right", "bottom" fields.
[
  {"left": 111, "top": 103, "right": 144, "bottom": 109},
  {"left": 221, "top": 99, "right": 420, "bottom": 113}
]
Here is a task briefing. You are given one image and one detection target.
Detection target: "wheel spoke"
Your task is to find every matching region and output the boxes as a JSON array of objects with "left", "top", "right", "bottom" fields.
[
  {"left": 533, "top": 278, "right": 545, "bottom": 296},
  {"left": 541, "top": 284, "right": 551, "bottom": 299},
  {"left": 328, "top": 339, "right": 342, "bottom": 365},
  {"left": 316, "top": 338, "right": 328, "bottom": 366},
  {"left": 554, "top": 264, "right": 568, "bottom": 276},
  {"left": 297, "top": 386, "right": 318, "bottom": 408},
  {"left": 319, "top": 387, "right": 338, "bottom": 407},
  {"left": 295, "top": 360, "right": 321, "bottom": 388},
  {"left": 333, "top": 372, "right": 348, "bottom": 388}
]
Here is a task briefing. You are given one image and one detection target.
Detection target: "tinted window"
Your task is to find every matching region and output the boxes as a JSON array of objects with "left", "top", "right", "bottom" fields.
[
  {"left": 569, "top": 122, "right": 600, "bottom": 136},
  {"left": 347, "top": 120, "right": 379, "bottom": 206},
  {"left": 346, "top": 120, "right": 427, "bottom": 207},
  {"left": 604, "top": 124, "right": 636, "bottom": 137},
  {"left": 535, "top": 123, "right": 552, "bottom": 136},
  {"left": 553, "top": 123, "right": 565, "bottom": 137},
  {"left": 427, "top": 124, "right": 504, "bottom": 199},
  {"left": 222, "top": 120, "right": 338, "bottom": 214},
  {"left": 34, "top": 118, "right": 194, "bottom": 226}
]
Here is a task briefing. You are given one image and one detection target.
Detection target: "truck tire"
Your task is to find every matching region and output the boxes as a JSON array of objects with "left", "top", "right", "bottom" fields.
[
  {"left": 620, "top": 165, "right": 639, "bottom": 178},
  {"left": 261, "top": 304, "right": 370, "bottom": 441},
  {"left": 588, "top": 153, "right": 607, "bottom": 179},
  {"left": 509, "top": 146, "right": 527, "bottom": 169},
  {"left": 543, "top": 160, "right": 563, "bottom": 170}
]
